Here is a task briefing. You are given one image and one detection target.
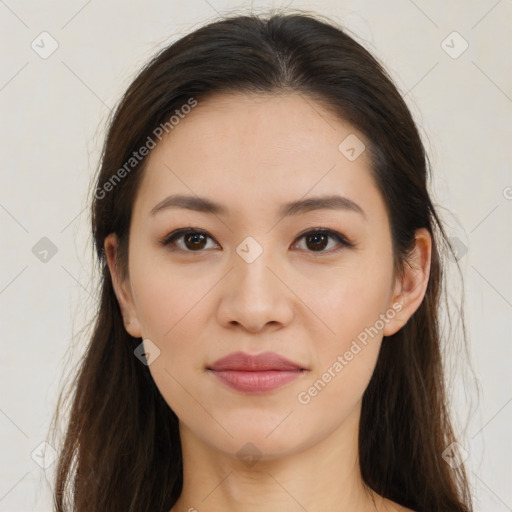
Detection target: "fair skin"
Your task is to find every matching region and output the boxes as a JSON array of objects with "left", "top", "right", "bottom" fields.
[{"left": 105, "top": 92, "right": 431, "bottom": 512}]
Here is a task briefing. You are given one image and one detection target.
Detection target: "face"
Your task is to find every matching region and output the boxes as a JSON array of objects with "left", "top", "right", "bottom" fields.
[{"left": 106, "top": 92, "right": 429, "bottom": 461}]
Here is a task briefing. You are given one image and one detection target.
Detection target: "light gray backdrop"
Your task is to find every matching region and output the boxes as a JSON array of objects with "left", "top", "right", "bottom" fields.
[{"left": 1, "top": 0, "right": 511, "bottom": 510}]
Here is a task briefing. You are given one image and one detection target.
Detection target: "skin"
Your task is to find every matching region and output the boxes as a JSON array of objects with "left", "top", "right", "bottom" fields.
[{"left": 105, "top": 92, "right": 431, "bottom": 512}]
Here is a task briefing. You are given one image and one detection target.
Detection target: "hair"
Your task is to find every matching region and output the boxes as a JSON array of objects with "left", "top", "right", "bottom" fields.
[{"left": 49, "top": 10, "right": 474, "bottom": 512}]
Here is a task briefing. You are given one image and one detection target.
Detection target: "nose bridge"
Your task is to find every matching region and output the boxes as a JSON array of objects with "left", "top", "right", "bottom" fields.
[
  {"left": 217, "top": 233, "right": 294, "bottom": 331},
  {"left": 233, "top": 234, "right": 279, "bottom": 297}
]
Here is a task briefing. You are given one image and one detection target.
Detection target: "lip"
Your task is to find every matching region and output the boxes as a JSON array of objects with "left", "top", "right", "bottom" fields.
[
  {"left": 208, "top": 351, "right": 306, "bottom": 372},
  {"left": 207, "top": 351, "right": 307, "bottom": 394}
]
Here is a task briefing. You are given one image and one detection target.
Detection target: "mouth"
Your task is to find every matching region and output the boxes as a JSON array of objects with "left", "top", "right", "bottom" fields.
[{"left": 206, "top": 351, "right": 308, "bottom": 394}]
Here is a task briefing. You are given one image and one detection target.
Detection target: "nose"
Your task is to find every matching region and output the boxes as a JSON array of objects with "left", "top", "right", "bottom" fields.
[{"left": 216, "top": 246, "right": 295, "bottom": 333}]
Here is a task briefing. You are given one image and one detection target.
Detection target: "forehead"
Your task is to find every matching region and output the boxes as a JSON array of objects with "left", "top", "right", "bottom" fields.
[
  {"left": 160, "top": 91, "right": 359, "bottom": 162},
  {"left": 133, "top": 92, "right": 383, "bottom": 223}
]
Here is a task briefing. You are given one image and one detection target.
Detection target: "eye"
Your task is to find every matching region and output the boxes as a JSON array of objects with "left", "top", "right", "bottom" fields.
[
  {"left": 160, "top": 228, "right": 219, "bottom": 252},
  {"left": 292, "top": 228, "right": 354, "bottom": 254},
  {"left": 160, "top": 227, "right": 354, "bottom": 254}
]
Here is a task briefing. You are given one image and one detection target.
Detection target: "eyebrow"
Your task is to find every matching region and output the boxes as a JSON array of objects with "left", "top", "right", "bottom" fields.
[{"left": 149, "top": 193, "right": 366, "bottom": 219}]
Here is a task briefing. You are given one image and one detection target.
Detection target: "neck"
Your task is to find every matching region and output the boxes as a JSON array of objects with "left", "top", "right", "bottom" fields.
[{"left": 170, "top": 404, "right": 386, "bottom": 512}]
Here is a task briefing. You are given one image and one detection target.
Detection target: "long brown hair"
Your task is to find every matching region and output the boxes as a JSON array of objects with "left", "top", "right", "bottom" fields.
[{"left": 49, "top": 10, "right": 474, "bottom": 511}]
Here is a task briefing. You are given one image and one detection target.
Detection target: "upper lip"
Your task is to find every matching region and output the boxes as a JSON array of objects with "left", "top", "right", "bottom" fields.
[{"left": 207, "top": 351, "right": 306, "bottom": 371}]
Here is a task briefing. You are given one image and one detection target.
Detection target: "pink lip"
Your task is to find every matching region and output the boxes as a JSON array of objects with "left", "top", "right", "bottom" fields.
[{"left": 207, "top": 351, "right": 307, "bottom": 394}]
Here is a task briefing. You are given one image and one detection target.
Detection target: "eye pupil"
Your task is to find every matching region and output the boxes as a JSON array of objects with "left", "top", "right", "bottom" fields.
[
  {"left": 306, "top": 233, "right": 328, "bottom": 251},
  {"left": 185, "top": 233, "right": 207, "bottom": 250}
]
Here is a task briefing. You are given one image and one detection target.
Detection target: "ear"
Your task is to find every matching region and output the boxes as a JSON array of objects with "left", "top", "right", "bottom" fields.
[
  {"left": 104, "top": 233, "right": 142, "bottom": 338},
  {"left": 383, "top": 228, "right": 432, "bottom": 336}
]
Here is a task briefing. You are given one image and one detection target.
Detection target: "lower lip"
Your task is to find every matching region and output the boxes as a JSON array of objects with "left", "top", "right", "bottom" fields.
[{"left": 209, "top": 369, "right": 304, "bottom": 393}]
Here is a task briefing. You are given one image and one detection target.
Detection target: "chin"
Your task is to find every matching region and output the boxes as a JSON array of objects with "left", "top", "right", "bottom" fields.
[{"left": 198, "top": 418, "right": 316, "bottom": 462}]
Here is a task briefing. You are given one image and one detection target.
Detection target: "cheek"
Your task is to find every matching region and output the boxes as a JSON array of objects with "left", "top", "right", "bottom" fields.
[
  {"left": 305, "top": 283, "right": 385, "bottom": 397},
  {"left": 294, "top": 344, "right": 379, "bottom": 444},
  {"left": 294, "top": 276, "right": 388, "bottom": 425},
  {"left": 303, "top": 258, "right": 394, "bottom": 345},
  {"left": 129, "top": 249, "right": 211, "bottom": 342},
  {"left": 299, "top": 254, "right": 393, "bottom": 391},
  {"left": 130, "top": 266, "right": 212, "bottom": 414}
]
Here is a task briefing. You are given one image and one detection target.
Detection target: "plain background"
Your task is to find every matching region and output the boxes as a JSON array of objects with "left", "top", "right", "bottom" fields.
[{"left": 1, "top": 0, "right": 511, "bottom": 510}]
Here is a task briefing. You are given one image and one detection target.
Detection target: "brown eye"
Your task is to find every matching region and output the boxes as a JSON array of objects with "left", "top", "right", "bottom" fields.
[
  {"left": 304, "top": 232, "right": 329, "bottom": 251},
  {"left": 183, "top": 232, "right": 208, "bottom": 250},
  {"left": 161, "top": 227, "right": 353, "bottom": 255},
  {"left": 293, "top": 229, "right": 353, "bottom": 254},
  {"left": 161, "top": 229, "right": 218, "bottom": 252}
]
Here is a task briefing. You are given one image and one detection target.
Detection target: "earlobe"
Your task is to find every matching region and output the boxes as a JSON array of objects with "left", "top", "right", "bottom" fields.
[
  {"left": 104, "top": 234, "right": 143, "bottom": 338},
  {"left": 383, "top": 228, "right": 432, "bottom": 337}
]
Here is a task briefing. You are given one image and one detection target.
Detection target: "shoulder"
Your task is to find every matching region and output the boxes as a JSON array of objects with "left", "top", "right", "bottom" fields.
[
  {"left": 382, "top": 499, "right": 417, "bottom": 512},
  {"left": 395, "top": 505, "right": 417, "bottom": 512},
  {"left": 371, "top": 490, "right": 417, "bottom": 512}
]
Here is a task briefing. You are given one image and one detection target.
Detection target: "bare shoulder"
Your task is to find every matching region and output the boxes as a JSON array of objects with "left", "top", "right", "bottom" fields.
[{"left": 381, "top": 497, "right": 417, "bottom": 512}]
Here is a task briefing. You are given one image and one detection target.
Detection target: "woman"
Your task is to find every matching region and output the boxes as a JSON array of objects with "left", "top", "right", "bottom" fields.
[{"left": 50, "top": 11, "right": 473, "bottom": 512}]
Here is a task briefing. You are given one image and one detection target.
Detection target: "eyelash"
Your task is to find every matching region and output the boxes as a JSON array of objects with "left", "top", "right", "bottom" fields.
[{"left": 159, "top": 227, "right": 354, "bottom": 255}]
